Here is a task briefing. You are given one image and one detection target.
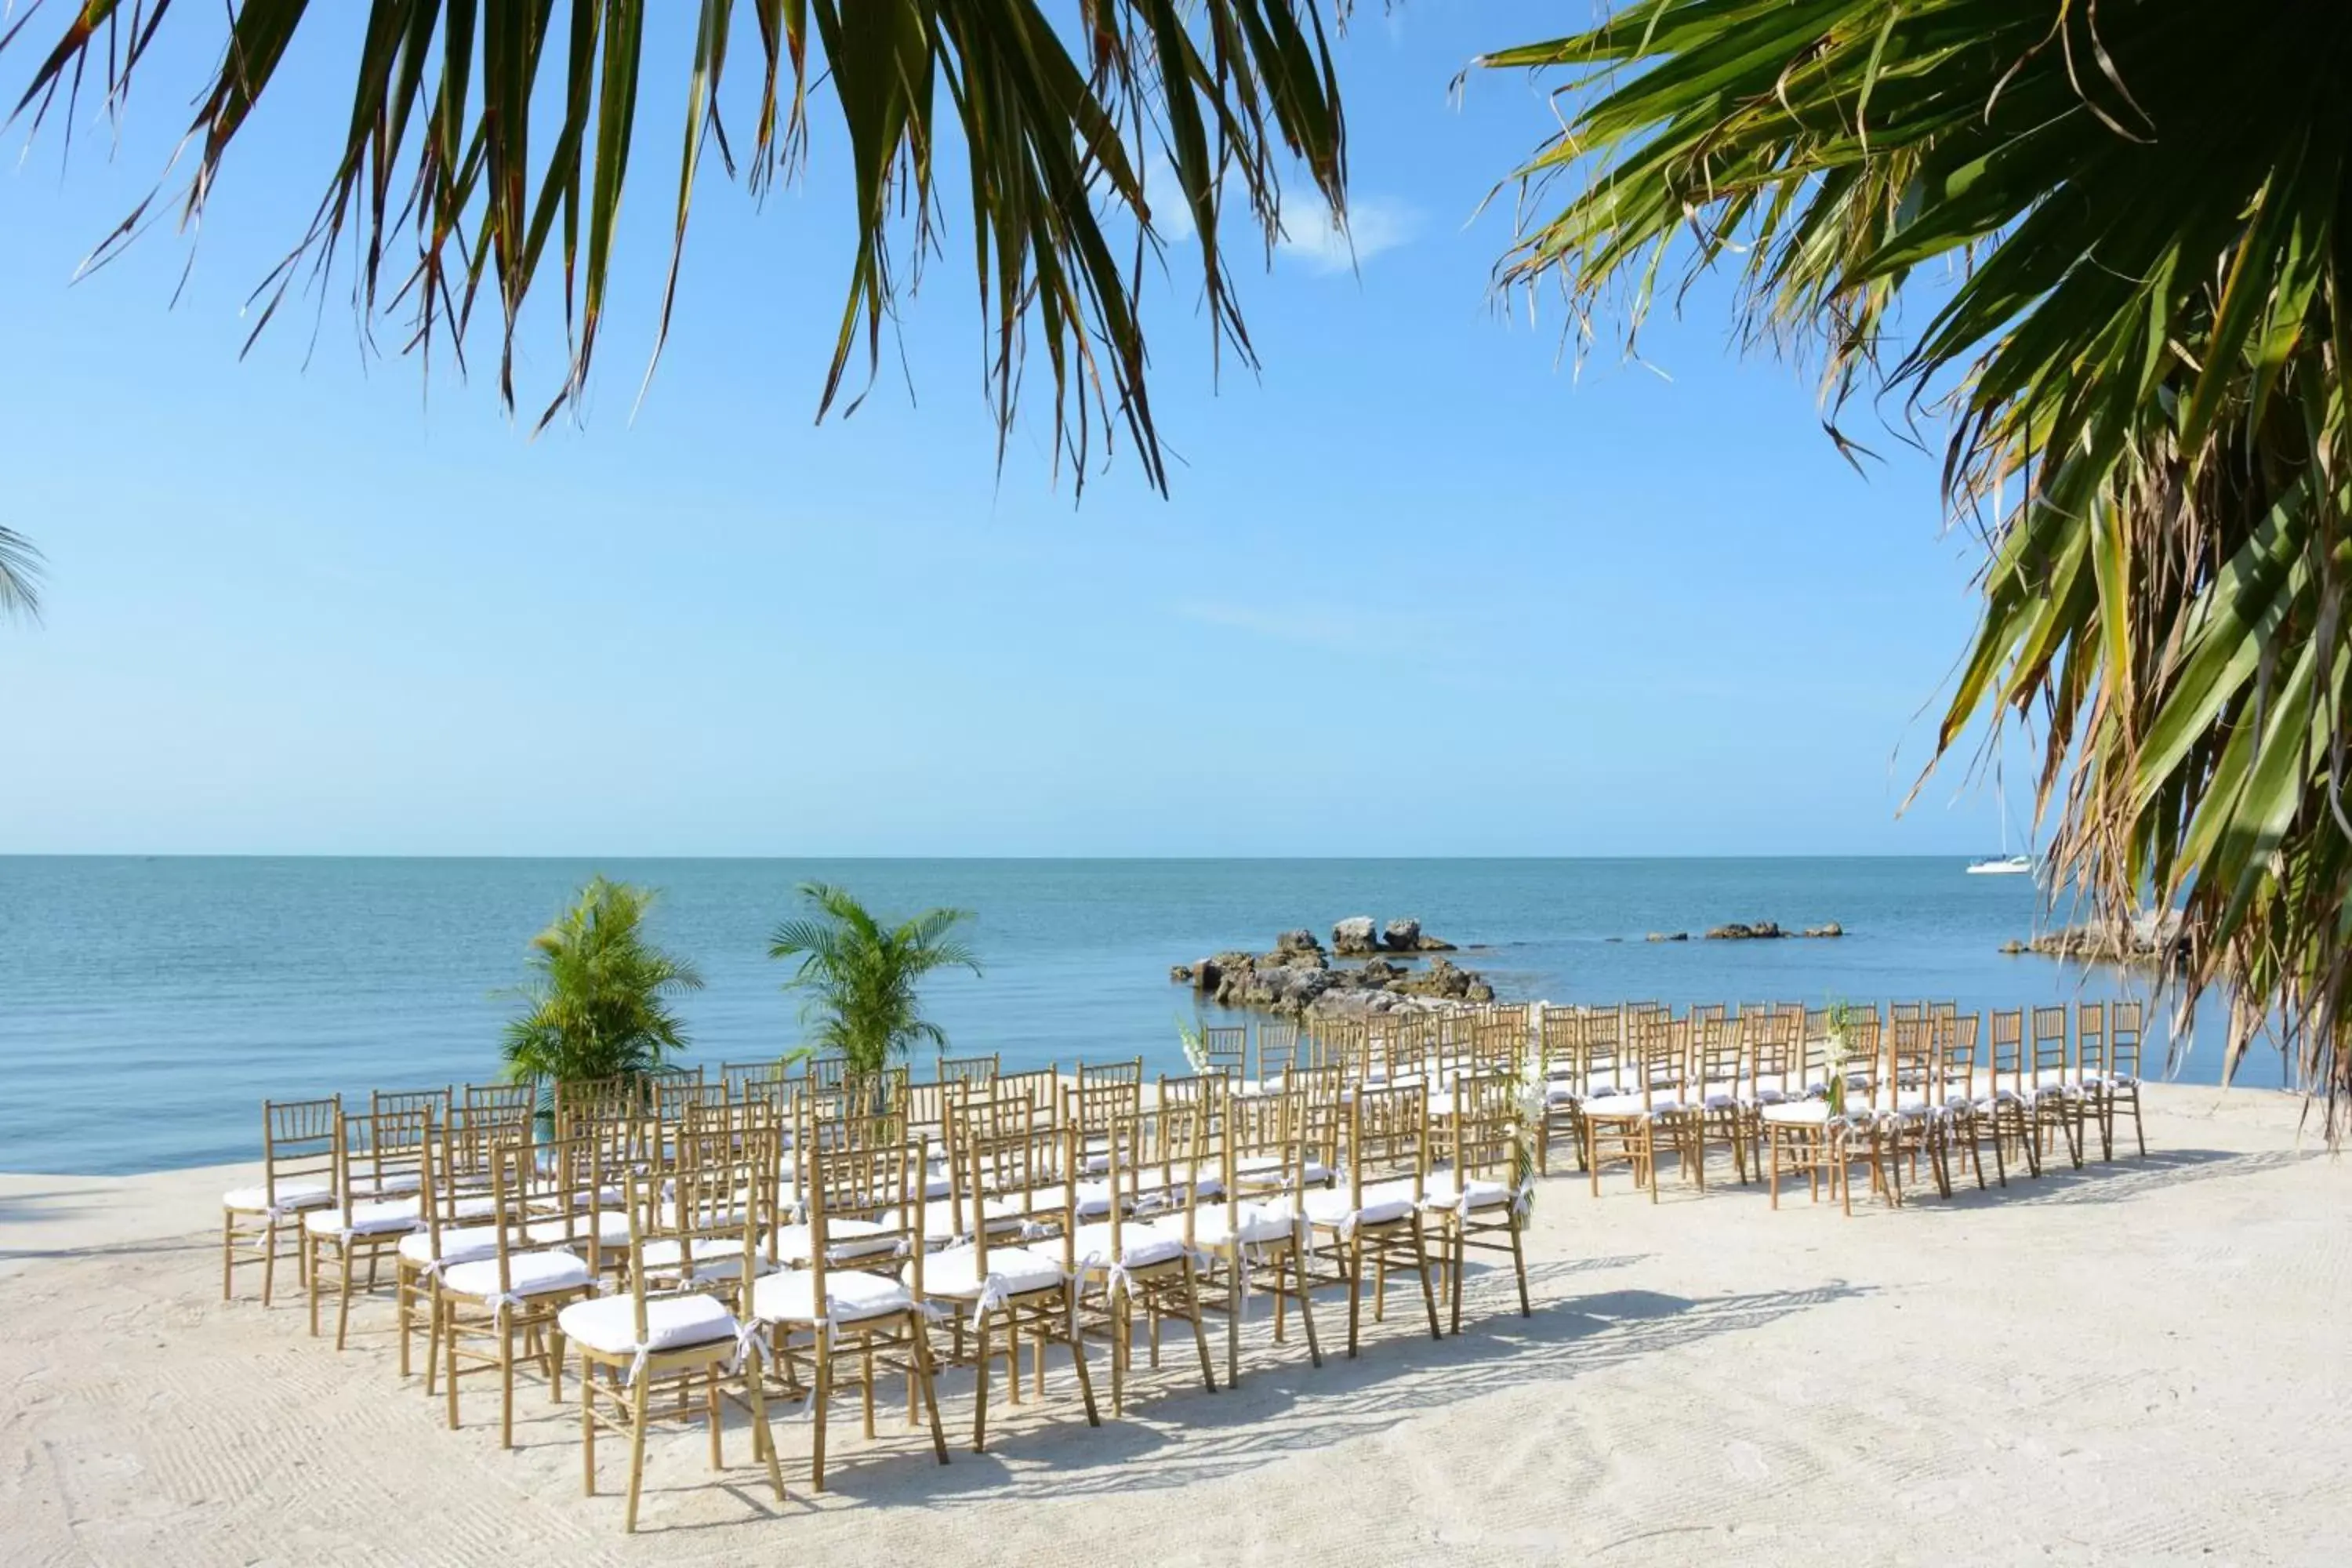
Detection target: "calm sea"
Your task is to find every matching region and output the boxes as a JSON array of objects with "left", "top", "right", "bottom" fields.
[{"left": 0, "top": 856, "right": 2278, "bottom": 1174}]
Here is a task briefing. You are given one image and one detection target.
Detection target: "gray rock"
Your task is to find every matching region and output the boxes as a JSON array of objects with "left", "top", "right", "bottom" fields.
[
  {"left": 1332, "top": 916, "right": 1380, "bottom": 955},
  {"left": 1802, "top": 922, "right": 1844, "bottom": 939},
  {"left": 1170, "top": 964, "right": 1194, "bottom": 984},
  {"left": 1381, "top": 918, "right": 1423, "bottom": 952},
  {"left": 1645, "top": 931, "right": 1690, "bottom": 943},
  {"left": 1415, "top": 935, "right": 1459, "bottom": 952},
  {"left": 1276, "top": 928, "right": 1323, "bottom": 955}
]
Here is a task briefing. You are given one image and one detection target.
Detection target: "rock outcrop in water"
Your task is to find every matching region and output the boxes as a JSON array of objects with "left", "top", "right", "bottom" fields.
[
  {"left": 1699, "top": 920, "right": 1845, "bottom": 941},
  {"left": 2009, "top": 912, "right": 2184, "bottom": 966},
  {"left": 1170, "top": 925, "right": 1491, "bottom": 1017}
]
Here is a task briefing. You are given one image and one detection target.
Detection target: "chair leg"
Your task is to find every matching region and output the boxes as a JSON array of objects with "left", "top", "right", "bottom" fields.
[
  {"left": 1509, "top": 1219, "right": 1531, "bottom": 1317},
  {"left": 1065, "top": 1298, "right": 1102, "bottom": 1426},
  {"left": 1410, "top": 1220, "right": 1442, "bottom": 1341},
  {"left": 811, "top": 1332, "right": 831, "bottom": 1491},
  {"left": 307, "top": 1234, "right": 322, "bottom": 1338},
  {"left": 221, "top": 1213, "right": 237, "bottom": 1302},
  {"left": 1346, "top": 1233, "right": 1364, "bottom": 1359},
  {"left": 334, "top": 1243, "right": 356, "bottom": 1350},
  {"left": 909, "top": 1317, "right": 949, "bottom": 1465},
  {"left": 622, "top": 1373, "right": 651, "bottom": 1534},
  {"left": 1447, "top": 1223, "right": 1465, "bottom": 1337},
  {"left": 1293, "top": 1243, "right": 1323, "bottom": 1368},
  {"left": 445, "top": 1303, "right": 463, "bottom": 1430},
  {"left": 579, "top": 1357, "right": 597, "bottom": 1497},
  {"left": 500, "top": 1321, "right": 518, "bottom": 1450},
  {"left": 1182, "top": 1260, "right": 1217, "bottom": 1392},
  {"left": 971, "top": 1315, "right": 993, "bottom": 1453},
  {"left": 1225, "top": 1251, "right": 1242, "bottom": 1389},
  {"left": 743, "top": 1354, "right": 787, "bottom": 1504}
]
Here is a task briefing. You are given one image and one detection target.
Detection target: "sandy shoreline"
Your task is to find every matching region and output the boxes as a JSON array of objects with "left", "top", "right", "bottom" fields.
[{"left": 2, "top": 1083, "right": 2342, "bottom": 1566}]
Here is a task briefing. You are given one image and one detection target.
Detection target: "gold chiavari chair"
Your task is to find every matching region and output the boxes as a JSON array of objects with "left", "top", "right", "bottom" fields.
[
  {"left": 2030, "top": 1004, "right": 2087, "bottom": 1168},
  {"left": 937, "top": 1051, "right": 1000, "bottom": 1087},
  {"left": 304, "top": 1108, "right": 428, "bottom": 1348},
  {"left": 436, "top": 1138, "right": 600, "bottom": 1446},
  {"left": 371, "top": 1087, "right": 454, "bottom": 1157},
  {"left": 2104, "top": 1001, "right": 2148, "bottom": 1157},
  {"left": 1881, "top": 1015, "right": 1941, "bottom": 1202},
  {"left": 1581, "top": 1014, "right": 1700, "bottom": 1201},
  {"left": 1063, "top": 1074, "right": 1142, "bottom": 1177},
  {"left": 1254, "top": 1020, "right": 1302, "bottom": 1085},
  {"left": 556, "top": 1075, "right": 637, "bottom": 1133},
  {"left": 2074, "top": 1000, "right": 2111, "bottom": 1160},
  {"left": 1304, "top": 1082, "right": 1443, "bottom": 1357},
  {"left": 1169, "top": 1083, "right": 1322, "bottom": 1387},
  {"left": 720, "top": 1059, "right": 788, "bottom": 1105},
  {"left": 397, "top": 1115, "right": 512, "bottom": 1382},
  {"left": 924, "top": 1119, "right": 1100, "bottom": 1453},
  {"left": 1931, "top": 1011, "right": 1996, "bottom": 1190},
  {"left": 222, "top": 1095, "right": 340, "bottom": 1305},
  {"left": 1984, "top": 1008, "right": 2042, "bottom": 1178},
  {"left": 1073, "top": 1108, "right": 1218, "bottom": 1416},
  {"left": 1424, "top": 1073, "right": 1533, "bottom": 1334},
  {"left": 1692, "top": 1013, "right": 1751, "bottom": 1183},
  {"left": 1535, "top": 1006, "right": 1585, "bottom": 1175},
  {"left": 750, "top": 1133, "right": 949, "bottom": 1492},
  {"left": 1199, "top": 1025, "right": 1247, "bottom": 1079},
  {"left": 557, "top": 1161, "right": 784, "bottom": 1534}
]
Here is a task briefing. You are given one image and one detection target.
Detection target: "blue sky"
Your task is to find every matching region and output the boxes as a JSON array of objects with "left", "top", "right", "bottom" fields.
[{"left": 0, "top": 2, "right": 2030, "bottom": 858}]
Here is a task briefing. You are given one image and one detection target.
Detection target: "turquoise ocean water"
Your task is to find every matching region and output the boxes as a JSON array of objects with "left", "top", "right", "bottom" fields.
[{"left": 0, "top": 857, "right": 2277, "bottom": 1174}]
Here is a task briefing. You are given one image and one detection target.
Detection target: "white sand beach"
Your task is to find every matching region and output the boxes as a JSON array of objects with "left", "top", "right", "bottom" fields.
[{"left": 2, "top": 1083, "right": 2341, "bottom": 1567}]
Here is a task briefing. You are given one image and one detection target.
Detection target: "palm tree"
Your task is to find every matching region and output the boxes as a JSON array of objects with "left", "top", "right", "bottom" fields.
[
  {"left": 768, "top": 883, "right": 980, "bottom": 1078},
  {"left": 1478, "top": 2, "right": 2352, "bottom": 1115},
  {"left": 501, "top": 877, "right": 702, "bottom": 1091},
  {"left": 0, "top": 3, "right": 1354, "bottom": 496},
  {"left": 0, "top": 527, "right": 42, "bottom": 622}
]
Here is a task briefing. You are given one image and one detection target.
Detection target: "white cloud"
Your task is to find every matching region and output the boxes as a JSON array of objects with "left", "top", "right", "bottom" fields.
[
  {"left": 1276, "top": 195, "right": 1419, "bottom": 275},
  {"left": 1139, "top": 157, "right": 1417, "bottom": 275}
]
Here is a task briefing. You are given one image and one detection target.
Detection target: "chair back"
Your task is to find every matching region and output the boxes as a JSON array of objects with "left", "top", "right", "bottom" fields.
[
  {"left": 1255, "top": 1020, "right": 1302, "bottom": 1081},
  {"left": 260, "top": 1096, "right": 341, "bottom": 1210},
  {"left": 2031, "top": 1005, "right": 2070, "bottom": 1084},
  {"left": 1345, "top": 1083, "right": 1428, "bottom": 1211},
  {"left": 938, "top": 1052, "right": 1000, "bottom": 1087},
  {"left": 2075, "top": 1002, "right": 2108, "bottom": 1083}
]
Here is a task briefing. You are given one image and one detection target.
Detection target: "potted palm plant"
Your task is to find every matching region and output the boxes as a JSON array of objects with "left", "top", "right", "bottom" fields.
[
  {"left": 500, "top": 877, "right": 702, "bottom": 1127},
  {"left": 768, "top": 883, "right": 981, "bottom": 1106}
]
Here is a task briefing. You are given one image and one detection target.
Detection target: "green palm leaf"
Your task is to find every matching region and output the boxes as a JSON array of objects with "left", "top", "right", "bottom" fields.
[
  {"left": 0, "top": 527, "right": 41, "bottom": 622},
  {"left": 1481, "top": 0, "right": 2352, "bottom": 1117},
  {"left": 0, "top": 1, "right": 1356, "bottom": 495},
  {"left": 768, "top": 880, "right": 980, "bottom": 1074}
]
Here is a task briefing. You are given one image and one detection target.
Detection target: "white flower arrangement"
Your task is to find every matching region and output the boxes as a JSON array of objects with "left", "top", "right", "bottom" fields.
[
  {"left": 1508, "top": 1050, "right": 1548, "bottom": 1217},
  {"left": 1823, "top": 998, "right": 1853, "bottom": 1119},
  {"left": 1175, "top": 1014, "right": 1212, "bottom": 1076}
]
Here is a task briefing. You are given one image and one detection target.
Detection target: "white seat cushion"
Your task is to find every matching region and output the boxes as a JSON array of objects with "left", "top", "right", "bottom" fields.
[
  {"left": 883, "top": 1195, "right": 1027, "bottom": 1241},
  {"left": 223, "top": 1179, "right": 335, "bottom": 1214},
  {"left": 1421, "top": 1175, "right": 1514, "bottom": 1212},
  {"left": 526, "top": 1210, "right": 633, "bottom": 1248},
  {"left": 1234, "top": 1154, "right": 1331, "bottom": 1188},
  {"left": 1158, "top": 1200, "right": 1300, "bottom": 1249},
  {"left": 1584, "top": 1091, "right": 1681, "bottom": 1118},
  {"left": 397, "top": 1225, "right": 503, "bottom": 1268},
  {"left": 1302, "top": 1184, "right": 1415, "bottom": 1231},
  {"left": 768, "top": 1219, "right": 902, "bottom": 1265},
  {"left": 441, "top": 1249, "right": 593, "bottom": 1301},
  {"left": 916, "top": 1243, "right": 1066, "bottom": 1300},
  {"left": 640, "top": 1236, "right": 770, "bottom": 1283},
  {"left": 1760, "top": 1102, "right": 1831, "bottom": 1127},
  {"left": 1070, "top": 1221, "right": 1186, "bottom": 1272},
  {"left": 556, "top": 1291, "right": 740, "bottom": 1357},
  {"left": 303, "top": 1200, "right": 419, "bottom": 1236},
  {"left": 751, "top": 1267, "right": 912, "bottom": 1327}
]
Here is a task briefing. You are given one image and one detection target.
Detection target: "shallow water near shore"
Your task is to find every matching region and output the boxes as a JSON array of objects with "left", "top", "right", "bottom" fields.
[{"left": 0, "top": 855, "right": 2281, "bottom": 1174}]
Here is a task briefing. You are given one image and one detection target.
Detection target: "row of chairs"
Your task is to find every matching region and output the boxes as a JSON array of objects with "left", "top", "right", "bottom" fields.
[
  {"left": 1527, "top": 999, "right": 2149, "bottom": 1212},
  {"left": 220, "top": 1048, "right": 1537, "bottom": 1531}
]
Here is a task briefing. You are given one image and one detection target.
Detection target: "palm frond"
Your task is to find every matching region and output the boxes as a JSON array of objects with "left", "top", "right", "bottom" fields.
[
  {"left": 500, "top": 875, "right": 700, "bottom": 1086},
  {"left": 1483, "top": 0, "right": 2352, "bottom": 1120},
  {"left": 0, "top": 527, "right": 42, "bottom": 622},
  {"left": 0, "top": 1, "right": 1356, "bottom": 495},
  {"left": 768, "top": 882, "right": 978, "bottom": 1072}
]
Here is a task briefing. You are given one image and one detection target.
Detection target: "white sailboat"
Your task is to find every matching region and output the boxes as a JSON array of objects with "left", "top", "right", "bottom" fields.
[{"left": 1967, "top": 787, "right": 2035, "bottom": 875}]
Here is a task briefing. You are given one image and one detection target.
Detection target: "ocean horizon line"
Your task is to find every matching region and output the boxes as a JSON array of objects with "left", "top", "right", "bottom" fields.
[{"left": 1, "top": 850, "right": 2000, "bottom": 864}]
